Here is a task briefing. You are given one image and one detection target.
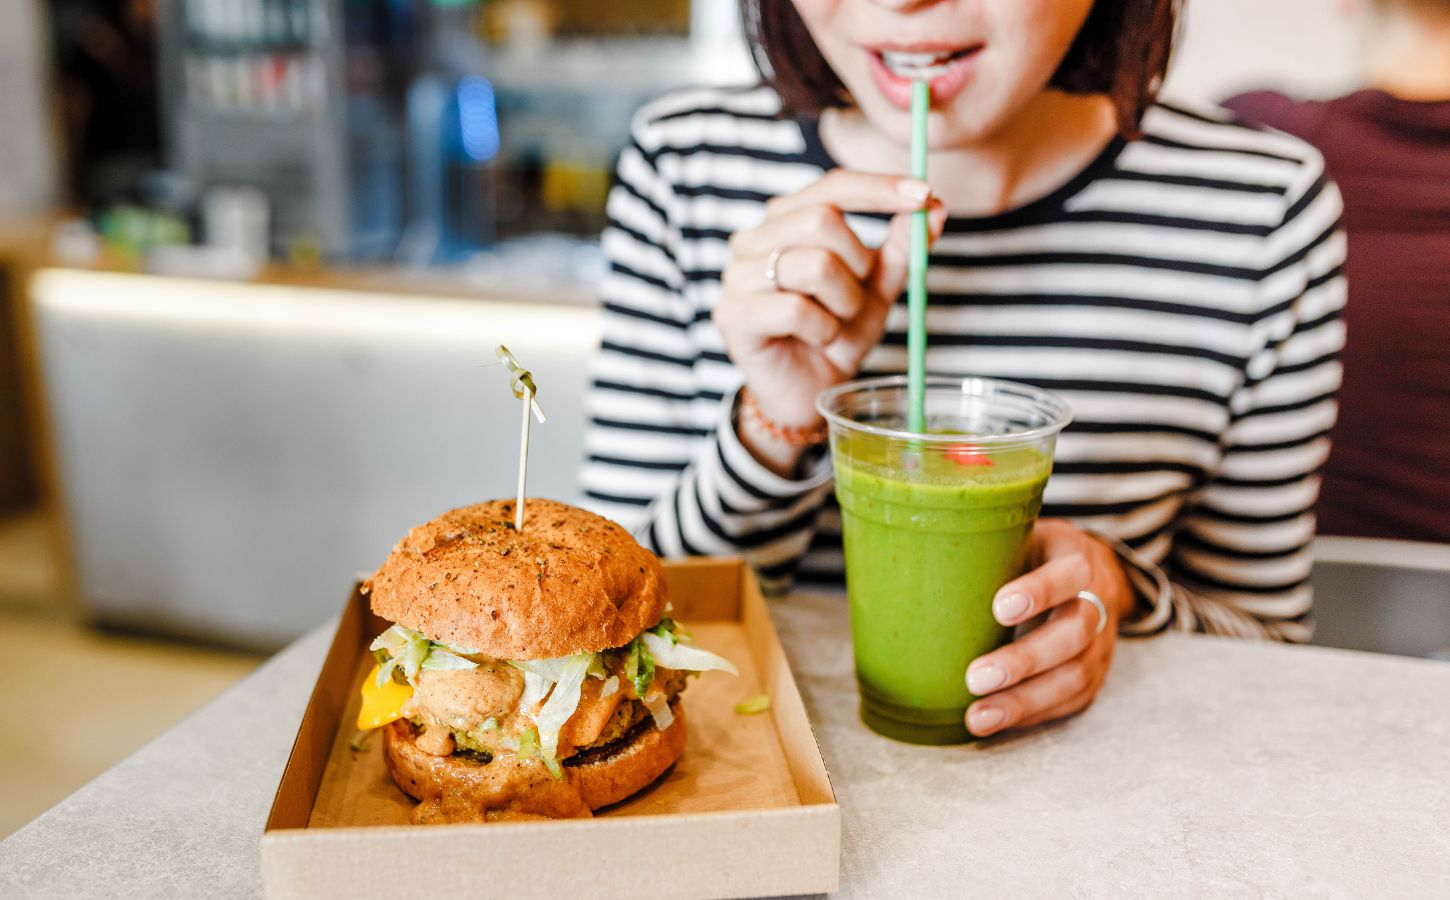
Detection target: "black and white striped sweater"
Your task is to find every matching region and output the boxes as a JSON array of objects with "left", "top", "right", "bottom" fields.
[{"left": 581, "top": 86, "right": 1346, "bottom": 642}]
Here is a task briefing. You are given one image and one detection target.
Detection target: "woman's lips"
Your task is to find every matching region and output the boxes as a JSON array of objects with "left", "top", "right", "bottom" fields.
[{"left": 865, "top": 46, "right": 982, "bottom": 110}]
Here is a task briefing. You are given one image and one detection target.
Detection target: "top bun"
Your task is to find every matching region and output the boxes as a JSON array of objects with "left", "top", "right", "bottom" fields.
[{"left": 364, "top": 499, "right": 667, "bottom": 660}]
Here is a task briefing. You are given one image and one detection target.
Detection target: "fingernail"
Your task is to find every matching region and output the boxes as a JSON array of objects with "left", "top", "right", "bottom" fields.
[
  {"left": 993, "top": 591, "right": 1030, "bottom": 623},
  {"left": 898, "top": 179, "right": 930, "bottom": 202},
  {"left": 967, "top": 663, "right": 1007, "bottom": 695},
  {"left": 968, "top": 706, "right": 1005, "bottom": 735}
]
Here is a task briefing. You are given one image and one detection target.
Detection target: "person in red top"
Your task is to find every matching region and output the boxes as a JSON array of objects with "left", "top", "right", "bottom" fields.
[{"left": 1226, "top": 0, "right": 1450, "bottom": 544}]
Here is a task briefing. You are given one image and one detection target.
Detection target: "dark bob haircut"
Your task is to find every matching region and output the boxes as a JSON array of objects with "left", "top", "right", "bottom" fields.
[{"left": 741, "top": 0, "right": 1181, "bottom": 138}]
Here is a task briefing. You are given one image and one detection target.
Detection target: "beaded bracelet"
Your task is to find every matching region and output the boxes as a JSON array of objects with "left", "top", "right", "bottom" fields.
[{"left": 739, "top": 387, "right": 829, "bottom": 448}]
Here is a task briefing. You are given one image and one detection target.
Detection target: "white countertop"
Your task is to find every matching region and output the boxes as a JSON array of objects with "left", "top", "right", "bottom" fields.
[{"left": 4, "top": 592, "right": 1449, "bottom": 898}]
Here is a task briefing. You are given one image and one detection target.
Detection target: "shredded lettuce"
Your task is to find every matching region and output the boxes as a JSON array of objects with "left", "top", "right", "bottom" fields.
[
  {"left": 527, "top": 653, "right": 593, "bottom": 766},
  {"left": 519, "top": 670, "right": 552, "bottom": 710},
  {"left": 507, "top": 652, "right": 598, "bottom": 773},
  {"left": 600, "top": 675, "right": 620, "bottom": 699},
  {"left": 625, "top": 638, "right": 655, "bottom": 698},
  {"left": 421, "top": 648, "right": 477, "bottom": 672},
  {"left": 516, "top": 725, "right": 539, "bottom": 759},
  {"left": 643, "top": 692, "right": 674, "bottom": 731},
  {"left": 514, "top": 656, "right": 588, "bottom": 710},
  {"left": 641, "top": 632, "right": 738, "bottom": 676},
  {"left": 468, "top": 716, "right": 500, "bottom": 746},
  {"left": 513, "top": 657, "right": 584, "bottom": 682},
  {"left": 649, "top": 617, "right": 679, "bottom": 646},
  {"left": 370, "top": 624, "right": 478, "bottom": 685},
  {"left": 734, "top": 693, "right": 771, "bottom": 715}
]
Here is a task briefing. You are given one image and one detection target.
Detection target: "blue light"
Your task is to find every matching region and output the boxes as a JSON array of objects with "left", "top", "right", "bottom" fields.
[{"left": 457, "top": 76, "right": 500, "bottom": 162}]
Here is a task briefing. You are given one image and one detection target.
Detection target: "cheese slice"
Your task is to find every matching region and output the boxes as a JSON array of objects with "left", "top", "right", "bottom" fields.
[{"left": 357, "top": 664, "right": 414, "bottom": 730}]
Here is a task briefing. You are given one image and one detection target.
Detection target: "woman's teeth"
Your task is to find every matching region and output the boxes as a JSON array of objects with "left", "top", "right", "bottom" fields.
[{"left": 879, "top": 49, "right": 967, "bottom": 80}]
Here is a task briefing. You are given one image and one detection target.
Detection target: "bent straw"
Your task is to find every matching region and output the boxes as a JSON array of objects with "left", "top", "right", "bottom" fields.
[
  {"left": 907, "top": 79, "right": 930, "bottom": 434},
  {"left": 496, "top": 345, "right": 547, "bottom": 531}
]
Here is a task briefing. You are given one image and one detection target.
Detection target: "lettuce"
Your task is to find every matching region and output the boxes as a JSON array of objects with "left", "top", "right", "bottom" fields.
[
  {"left": 649, "top": 617, "right": 679, "bottom": 646},
  {"left": 734, "top": 693, "right": 771, "bottom": 715},
  {"left": 516, "top": 726, "right": 539, "bottom": 759},
  {"left": 528, "top": 653, "right": 593, "bottom": 766},
  {"left": 420, "top": 648, "right": 477, "bottom": 672},
  {"left": 519, "top": 670, "right": 552, "bottom": 710},
  {"left": 510, "top": 724, "right": 561, "bottom": 779},
  {"left": 513, "top": 655, "right": 588, "bottom": 710},
  {"left": 643, "top": 692, "right": 674, "bottom": 731},
  {"left": 641, "top": 632, "right": 738, "bottom": 677},
  {"left": 600, "top": 675, "right": 620, "bottom": 699},
  {"left": 587, "top": 655, "right": 607, "bottom": 679},
  {"left": 508, "top": 653, "right": 597, "bottom": 775},
  {"left": 370, "top": 624, "right": 478, "bottom": 685},
  {"left": 625, "top": 638, "right": 655, "bottom": 698}
]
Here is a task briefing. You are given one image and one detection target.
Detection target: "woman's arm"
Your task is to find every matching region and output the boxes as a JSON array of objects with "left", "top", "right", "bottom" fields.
[
  {"left": 579, "top": 114, "right": 837, "bottom": 591},
  {"left": 1129, "top": 156, "right": 1348, "bottom": 642}
]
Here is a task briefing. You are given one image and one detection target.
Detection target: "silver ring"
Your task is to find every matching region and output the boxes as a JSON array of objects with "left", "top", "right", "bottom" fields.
[
  {"left": 1077, "top": 590, "right": 1108, "bottom": 635},
  {"left": 764, "top": 246, "right": 786, "bottom": 290}
]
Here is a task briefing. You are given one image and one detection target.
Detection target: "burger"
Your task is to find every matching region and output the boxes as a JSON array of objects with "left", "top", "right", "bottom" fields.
[{"left": 354, "top": 498, "right": 736, "bottom": 823}]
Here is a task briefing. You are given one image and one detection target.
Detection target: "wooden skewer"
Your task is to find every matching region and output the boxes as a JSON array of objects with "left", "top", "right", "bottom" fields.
[{"left": 495, "top": 345, "right": 547, "bottom": 531}]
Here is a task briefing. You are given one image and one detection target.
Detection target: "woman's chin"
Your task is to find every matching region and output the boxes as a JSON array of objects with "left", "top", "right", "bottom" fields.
[{"left": 848, "top": 91, "right": 1004, "bottom": 153}]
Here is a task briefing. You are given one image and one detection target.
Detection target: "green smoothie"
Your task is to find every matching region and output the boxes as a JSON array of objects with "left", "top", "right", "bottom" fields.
[{"left": 834, "top": 436, "right": 1051, "bottom": 744}]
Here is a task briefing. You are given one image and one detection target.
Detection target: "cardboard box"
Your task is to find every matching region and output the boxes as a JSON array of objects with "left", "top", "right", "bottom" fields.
[{"left": 262, "top": 558, "right": 840, "bottom": 899}]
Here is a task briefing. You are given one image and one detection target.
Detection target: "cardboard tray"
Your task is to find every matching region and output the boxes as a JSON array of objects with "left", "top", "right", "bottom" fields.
[{"left": 261, "top": 557, "right": 840, "bottom": 899}]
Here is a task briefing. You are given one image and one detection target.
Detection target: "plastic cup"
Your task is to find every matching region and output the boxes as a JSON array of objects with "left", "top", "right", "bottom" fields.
[{"left": 817, "top": 375, "right": 1072, "bottom": 745}]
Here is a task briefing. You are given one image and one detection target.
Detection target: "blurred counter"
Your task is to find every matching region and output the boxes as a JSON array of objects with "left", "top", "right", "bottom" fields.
[{"left": 26, "top": 264, "right": 601, "bottom": 648}]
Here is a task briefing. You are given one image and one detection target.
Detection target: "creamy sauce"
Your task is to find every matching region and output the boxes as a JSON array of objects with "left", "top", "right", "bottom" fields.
[
  {"left": 414, "top": 660, "right": 524, "bottom": 730},
  {"left": 407, "top": 660, "right": 525, "bottom": 757},
  {"left": 559, "top": 676, "right": 626, "bottom": 754}
]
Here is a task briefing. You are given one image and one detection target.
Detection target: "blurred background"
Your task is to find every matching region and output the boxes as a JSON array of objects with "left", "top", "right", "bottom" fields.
[{"left": 1, "top": 0, "right": 1446, "bottom": 837}]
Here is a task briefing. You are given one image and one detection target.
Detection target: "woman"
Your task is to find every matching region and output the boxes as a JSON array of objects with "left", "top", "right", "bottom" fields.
[
  {"left": 582, "top": 0, "right": 1345, "bottom": 738},
  {"left": 1226, "top": 0, "right": 1450, "bottom": 544}
]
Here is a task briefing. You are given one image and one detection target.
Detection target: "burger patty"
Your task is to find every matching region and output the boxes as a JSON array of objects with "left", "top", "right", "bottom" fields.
[{"left": 565, "top": 709, "right": 666, "bottom": 769}]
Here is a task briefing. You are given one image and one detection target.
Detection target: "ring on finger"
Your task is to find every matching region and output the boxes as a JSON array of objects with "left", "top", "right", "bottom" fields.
[
  {"left": 764, "top": 246, "right": 788, "bottom": 290},
  {"left": 1076, "top": 590, "right": 1108, "bottom": 635}
]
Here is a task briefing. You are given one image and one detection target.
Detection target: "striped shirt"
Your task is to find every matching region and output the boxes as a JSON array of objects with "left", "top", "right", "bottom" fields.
[{"left": 581, "top": 86, "right": 1346, "bottom": 642}]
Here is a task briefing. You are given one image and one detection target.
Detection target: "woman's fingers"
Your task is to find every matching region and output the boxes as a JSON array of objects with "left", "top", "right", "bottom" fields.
[
  {"left": 715, "top": 289, "right": 840, "bottom": 348},
  {"left": 724, "top": 248, "right": 870, "bottom": 319},
  {"left": 991, "top": 548, "right": 1094, "bottom": 628},
  {"left": 965, "top": 651, "right": 1100, "bottom": 737},
  {"left": 1001, "top": 688, "right": 1097, "bottom": 733},
  {"left": 764, "top": 169, "right": 930, "bottom": 219},
  {"left": 730, "top": 205, "right": 875, "bottom": 279},
  {"left": 873, "top": 198, "right": 948, "bottom": 300},
  {"left": 966, "top": 601, "right": 1101, "bottom": 697}
]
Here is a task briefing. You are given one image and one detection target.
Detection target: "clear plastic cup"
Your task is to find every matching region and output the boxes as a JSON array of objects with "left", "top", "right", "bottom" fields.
[{"left": 817, "top": 375, "right": 1072, "bottom": 744}]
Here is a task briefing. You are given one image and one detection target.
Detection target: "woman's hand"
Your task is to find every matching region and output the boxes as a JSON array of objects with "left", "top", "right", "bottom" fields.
[
  {"left": 713, "top": 170, "right": 946, "bottom": 475},
  {"left": 964, "top": 519, "right": 1135, "bottom": 737}
]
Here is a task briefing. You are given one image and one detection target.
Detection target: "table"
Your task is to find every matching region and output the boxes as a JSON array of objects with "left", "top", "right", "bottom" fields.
[{"left": 4, "top": 593, "right": 1449, "bottom": 898}]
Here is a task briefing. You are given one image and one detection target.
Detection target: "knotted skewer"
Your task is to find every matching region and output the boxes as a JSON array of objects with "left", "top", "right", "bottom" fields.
[{"left": 496, "top": 345, "right": 546, "bottom": 531}]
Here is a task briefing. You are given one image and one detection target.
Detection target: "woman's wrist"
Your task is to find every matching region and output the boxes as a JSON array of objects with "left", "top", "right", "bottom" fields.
[{"left": 734, "top": 388, "right": 824, "bottom": 479}]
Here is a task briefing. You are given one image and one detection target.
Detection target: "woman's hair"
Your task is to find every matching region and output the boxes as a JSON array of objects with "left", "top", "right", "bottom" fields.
[{"left": 741, "top": 0, "right": 1182, "bottom": 138}]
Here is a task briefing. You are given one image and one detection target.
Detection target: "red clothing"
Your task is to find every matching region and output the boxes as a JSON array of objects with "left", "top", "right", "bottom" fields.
[{"left": 1225, "top": 90, "right": 1450, "bottom": 543}]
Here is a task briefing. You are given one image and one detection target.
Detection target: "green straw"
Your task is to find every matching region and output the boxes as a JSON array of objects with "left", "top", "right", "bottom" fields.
[{"left": 907, "top": 79, "right": 930, "bottom": 434}]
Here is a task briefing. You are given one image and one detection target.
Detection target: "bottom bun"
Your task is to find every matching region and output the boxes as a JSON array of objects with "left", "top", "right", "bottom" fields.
[{"left": 382, "top": 702, "right": 686, "bottom": 822}]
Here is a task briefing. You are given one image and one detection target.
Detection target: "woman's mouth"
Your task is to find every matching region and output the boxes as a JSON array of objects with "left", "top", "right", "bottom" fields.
[{"left": 866, "top": 45, "right": 983, "bottom": 110}]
